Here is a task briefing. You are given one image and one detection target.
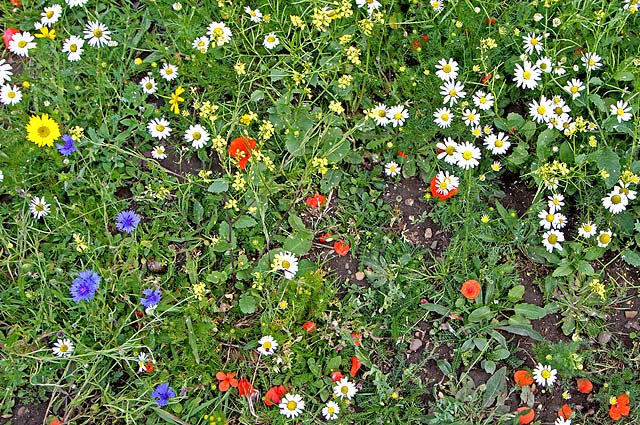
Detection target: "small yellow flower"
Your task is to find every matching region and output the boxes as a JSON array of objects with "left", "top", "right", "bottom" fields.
[
  {"left": 391, "top": 392, "right": 399, "bottom": 399},
  {"left": 35, "top": 27, "right": 56, "bottom": 40},
  {"left": 234, "top": 62, "right": 246, "bottom": 75},
  {"left": 169, "top": 86, "right": 185, "bottom": 115},
  {"left": 22, "top": 81, "right": 31, "bottom": 89},
  {"left": 279, "top": 300, "right": 288, "bottom": 309},
  {"left": 134, "top": 57, "right": 143, "bottom": 65},
  {"left": 481, "top": 215, "right": 490, "bottom": 223}
]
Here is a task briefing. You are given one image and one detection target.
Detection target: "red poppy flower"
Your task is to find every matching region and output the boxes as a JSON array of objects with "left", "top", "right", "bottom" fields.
[
  {"left": 351, "top": 332, "right": 362, "bottom": 347},
  {"left": 330, "top": 371, "right": 344, "bottom": 382},
  {"left": 3, "top": 28, "right": 19, "bottom": 50},
  {"left": 228, "top": 136, "right": 256, "bottom": 170},
  {"left": 513, "top": 370, "right": 534, "bottom": 387},
  {"left": 516, "top": 406, "right": 535, "bottom": 424},
  {"left": 318, "top": 232, "right": 334, "bottom": 242},
  {"left": 302, "top": 321, "right": 317, "bottom": 333},
  {"left": 49, "top": 421, "right": 62, "bottom": 425},
  {"left": 485, "top": 18, "right": 496, "bottom": 25},
  {"left": 216, "top": 371, "right": 239, "bottom": 392},
  {"left": 350, "top": 356, "right": 362, "bottom": 377},
  {"left": 264, "top": 385, "right": 287, "bottom": 406},
  {"left": 481, "top": 73, "right": 493, "bottom": 84},
  {"left": 237, "top": 378, "right": 254, "bottom": 396},
  {"left": 577, "top": 377, "right": 593, "bottom": 394},
  {"left": 397, "top": 150, "right": 408, "bottom": 158},
  {"left": 558, "top": 403, "right": 572, "bottom": 419},
  {"left": 305, "top": 194, "right": 326, "bottom": 208},
  {"left": 144, "top": 362, "right": 155, "bottom": 373},
  {"left": 429, "top": 176, "right": 458, "bottom": 200},
  {"left": 334, "top": 240, "right": 350, "bottom": 256},
  {"left": 411, "top": 40, "right": 421, "bottom": 50},
  {"left": 460, "top": 279, "right": 481, "bottom": 300},
  {"left": 609, "top": 394, "right": 631, "bottom": 420}
]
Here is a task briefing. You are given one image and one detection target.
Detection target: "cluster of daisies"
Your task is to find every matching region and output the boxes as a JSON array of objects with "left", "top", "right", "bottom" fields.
[{"left": 255, "top": 335, "right": 359, "bottom": 420}]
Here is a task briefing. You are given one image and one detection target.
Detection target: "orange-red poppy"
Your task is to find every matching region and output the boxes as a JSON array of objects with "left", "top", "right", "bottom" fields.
[
  {"left": 237, "top": 378, "right": 254, "bottom": 396},
  {"left": 3, "top": 28, "right": 19, "bottom": 49},
  {"left": 430, "top": 176, "right": 458, "bottom": 201},
  {"left": 351, "top": 332, "right": 362, "bottom": 347},
  {"left": 302, "top": 321, "right": 317, "bottom": 333},
  {"left": 49, "top": 421, "right": 63, "bottom": 425},
  {"left": 330, "top": 371, "right": 344, "bottom": 382},
  {"left": 228, "top": 136, "right": 256, "bottom": 170},
  {"left": 305, "top": 194, "right": 326, "bottom": 208},
  {"left": 334, "top": 240, "right": 350, "bottom": 256},
  {"left": 513, "top": 370, "right": 534, "bottom": 387},
  {"left": 516, "top": 406, "right": 535, "bottom": 424},
  {"left": 609, "top": 394, "right": 631, "bottom": 420},
  {"left": 143, "top": 362, "right": 155, "bottom": 373},
  {"left": 397, "top": 151, "right": 408, "bottom": 158},
  {"left": 460, "top": 279, "right": 481, "bottom": 300},
  {"left": 350, "top": 356, "right": 362, "bottom": 377},
  {"left": 215, "top": 371, "right": 239, "bottom": 392},
  {"left": 10, "top": 0, "right": 22, "bottom": 6},
  {"left": 558, "top": 403, "right": 572, "bottom": 419},
  {"left": 577, "top": 377, "right": 593, "bottom": 394},
  {"left": 264, "top": 385, "right": 287, "bottom": 406}
]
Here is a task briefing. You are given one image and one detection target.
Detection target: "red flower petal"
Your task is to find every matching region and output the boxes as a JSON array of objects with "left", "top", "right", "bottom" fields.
[
  {"left": 330, "top": 371, "right": 344, "bottom": 382},
  {"left": 237, "top": 378, "right": 254, "bottom": 397},
  {"left": 3, "top": 28, "right": 20, "bottom": 50},
  {"left": 302, "top": 321, "right": 317, "bottom": 333},
  {"left": 334, "top": 240, "right": 350, "bottom": 256},
  {"left": 305, "top": 194, "right": 326, "bottom": 208},
  {"left": 350, "top": 356, "right": 362, "bottom": 377}
]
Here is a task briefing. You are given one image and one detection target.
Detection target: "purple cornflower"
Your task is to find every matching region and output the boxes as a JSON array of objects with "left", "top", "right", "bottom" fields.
[
  {"left": 56, "top": 134, "right": 77, "bottom": 156},
  {"left": 116, "top": 210, "right": 140, "bottom": 233},
  {"left": 141, "top": 288, "right": 162, "bottom": 308},
  {"left": 70, "top": 269, "right": 100, "bottom": 302},
  {"left": 152, "top": 383, "right": 175, "bottom": 407}
]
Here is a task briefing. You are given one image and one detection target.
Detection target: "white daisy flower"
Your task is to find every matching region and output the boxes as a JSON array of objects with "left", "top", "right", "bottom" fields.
[
  {"left": 207, "top": 21, "right": 232, "bottom": 46},
  {"left": 0, "top": 59, "right": 13, "bottom": 84},
  {"left": 385, "top": 161, "right": 401, "bottom": 177},
  {"left": 522, "top": 33, "right": 544, "bottom": 55},
  {"left": 436, "top": 137, "right": 459, "bottom": 164},
  {"left": 555, "top": 418, "right": 572, "bottom": 425},
  {"left": 274, "top": 251, "right": 298, "bottom": 280},
  {"left": 435, "top": 58, "right": 458, "bottom": 81},
  {"left": 462, "top": 108, "right": 480, "bottom": 127},
  {"left": 334, "top": 377, "right": 358, "bottom": 400},
  {"left": 387, "top": 104, "right": 409, "bottom": 127},
  {"left": 30, "top": 196, "right": 50, "bottom": 219},
  {"left": 624, "top": 0, "right": 639, "bottom": 12},
  {"left": 244, "top": 6, "right": 263, "bottom": 22},
  {"left": 610, "top": 100, "right": 633, "bottom": 123},
  {"left": 535, "top": 56, "right": 553, "bottom": 73},
  {"left": 147, "top": 118, "right": 172, "bottom": 140},
  {"left": 433, "top": 107, "right": 453, "bottom": 128},
  {"left": 151, "top": 145, "right": 167, "bottom": 160},
  {"left": 618, "top": 182, "right": 637, "bottom": 200},
  {"left": 370, "top": 103, "right": 390, "bottom": 126},
  {"left": 564, "top": 78, "right": 585, "bottom": 100},
  {"left": 529, "top": 96, "right": 554, "bottom": 124},
  {"left": 8, "top": 32, "right": 37, "bottom": 57},
  {"left": 159, "top": 63, "right": 179, "bottom": 81},
  {"left": 139, "top": 76, "right": 157, "bottom": 94},
  {"left": 263, "top": 32, "right": 280, "bottom": 49},
  {"left": 355, "top": 0, "right": 382, "bottom": 14},
  {"left": 192, "top": 36, "right": 210, "bottom": 53},
  {"left": 440, "top": 80, "right": 466, "bottom": 106},
  {"left": 597, "top": 230, "right": 612, "bottom": 247},
  {"left": 433, "top": 171, "right": 459, "bottom": 196},
  {"left": 550, "top": 95, "right": 571, "bottom": 116},
  {"left": 547, "top": 194, "right": 565, "bottom": 213},
  {"left": 602, "top": 188, "right": 628, "bottom": 214},
  {"left": 0, "top": 84, "right": 22, "bottom": 105},
  {"left": 581, "top": 52, "right": 602, "bottom": 71},
  {"left": 538, "top": 210, "right": 557, "bottom": 230},
  {"left": 184, "top": 124, "right": 210, "bottom": 149},
  {"left": 83, "top": 21, "right": 111, "bottom": 48},
  {"left": 454, "top": 142, "right": 481, "bottom": 169},
  {"left": 473, "top": 90, "right": 494, "bottom": 111},
  {"left": 62, "top": 36, "right": 84, "bottom": 62},
  {"left": 578, "top": 222, "right": 597, "bottom": 238},
  {"left": 65, "top": 0, "right": 88, "bottom": 6},
  {"left": 40, "top": 4, "right": 62, "bottom": 26},
  {"left": 52, "top": 338, "right": 74, "bottom": 357},
  {"left": 430, "top": 0, "right": 445, "bottom": 12},
  {"left": 279, "top": 393, "right": 304, "bottom": 419},
  {"left": 257, "top": 335, "right": 278, "bottom": 356},
  {"left": 553, "top": 62, "right": 567, "bottom": 76},
  {"left": 542, "top": 230, "right": 564, "bottom": 253},
  {"left": 322, "top": 401, "right": 340, "bottom": 421},
  {"left": 491, "top": 161, "right": 502, "bottom": 171},
  {"left": 483, "top": 132, "right": 510, "bottom": 155},
  {"left": 533, "top": 363, "right": 557, "bottom": 386},
  {"left": 513, "top": 61, "right": 541, "bottom": 90}
]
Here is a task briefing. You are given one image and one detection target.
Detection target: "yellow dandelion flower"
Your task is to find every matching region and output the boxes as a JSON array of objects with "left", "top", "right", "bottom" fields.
[{"left": 26, "top": 114, "right": 61, "bottom": 147}]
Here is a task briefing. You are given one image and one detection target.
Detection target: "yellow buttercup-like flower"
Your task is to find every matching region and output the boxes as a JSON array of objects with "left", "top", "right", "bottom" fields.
[
  {"left": 26, "top": 114, "right": 61, "bottom": 147},
  {"left": 169, "top": 86, "right": 185, "bottom": 114}
]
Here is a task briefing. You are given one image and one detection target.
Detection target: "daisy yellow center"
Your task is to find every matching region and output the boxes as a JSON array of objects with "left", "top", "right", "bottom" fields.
[
  {"left": 548, "top": 234, "right": 558, "bottom": 244},
  {"left": 571, "top": 86, "right": 579, "bottom": 93},
  {"left": 611, "top": 194, "right": 622, "bottom": 204},
  {"left": 93, "top": 29, "right": 103, "bottom": 38},
  {"left": 467, "top": 114, "right": 475, "bottom": 121},
  {"left": 267, "top": 36, "right": 276, "bottom": 43},
  {"left": 530, "top": 38, "right": 538, "bottom": 45},
  {"left": 35, "top": 203, "right": 45, "bottom": 212},
  {"left": 546, "top": 214, "right": 554, "bottom": 222},
  {"left": 540, "top": 63, "right": 548, "bottom": 70},
  {"left": 145, "top": 82, "right": 153, "bottom": 89},
  {"left": 620, "top": 187, "right": 629, "bottom": 195},
  {"left": 394, "top": 112, "right": 403, "bottom": 120},
  {"left": 541, "top": 369, "right": 551, "bottom": 379},
  {"left": 377, "top": 109, "right": 386, "bottom": 117},
  {"left": 463, "top": 151, "right": 473, "bottom": 160},
  {"left": 432, "top": 1, "right": 440, "bottom": 8},
  {"left": 443, "top": 64, "right": 451, "bottom": 73},
  {"left": 38, "top": 126, "right": 51, "bottom": 137},
  {"left": 341, "top": 386, "right": 349, "bottom": 394},
  {"left": 8, "top": 91, "right": 15, "bottom": 98},
  {"left": 328, "top": 406, "right": 335, "bottom": 413},
  {"left": 449, "top": 89, "right": 457, "bottom": 97},
  {"left": 18, "top": 40, "right": 27, "bottom": 48},
  {"left": 46, "top": 10, "right": 54, "bottom": 18},
  {"left": 155, "top": 148, "right": 163, "bottom": 154},
  {"left": 479, "top": 97, "right": 486, "bottom": 104},
  {"left": 250, "top": 10, "right": 257, "bottom": 15},
  {"left": 554, "top": 107, "right": 563, "bottom": 115},
  {"left": 588, "top": 59, "right": 595, "bottom": 66},
  {"left": 59, "top": 344, "right": 68, "bottom": 352},
  {"left": 165, "top": 68, "right": 173, "bottom": 74},
  {"left": 192, "top": 132, "right": 201, "bottom": 140},
  {"left": 523, "top": 71, "right": 531, "bottom": 79},
  {"left": 70, "top": 44, "right": 77, "bottom": 52},
  {"left": 537, "top": 106, "right": 547, "bottom": 115},
  {"left": 263, "top": 341, "right": 272, "bottom": 349},
  {"left": 617, "top": 108, "right": 625, "bottom": 116},
  {"left": 439, "top": 181, "right": 448, "bottom": 189},
  {"left": 441, "top": 113, "right": 449, "bottom": 121},
  {"left": 213, "top": 28, "right": 224, "bottom": 37},
  {"left": 495, "top": 139, "right": 503, "bottom": 147},
  {"left": 584, "top": 225, "right": 592, "bottom": 232},
  {"left": 287, "top": 400, "right": 297, "bottom": 410},
  {"left": 155, "top": 124, "right": 164, "bottom": 132},
  {"left": 281, "top": 260, "right": 290, "bottom": 269},
  {"left": 445, "top": 145, "right": 455, "bottom": 154},
  {"left": 553, "top": 199, "right": 560, "bottom": 205},
  {"left": 599, "top": 233, "right": 611, "bottom": 244}
]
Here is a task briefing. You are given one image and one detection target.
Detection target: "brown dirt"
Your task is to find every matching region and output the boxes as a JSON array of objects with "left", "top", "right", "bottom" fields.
[{"left": 0, "top": 402, "right": 49, "bottom": 425}]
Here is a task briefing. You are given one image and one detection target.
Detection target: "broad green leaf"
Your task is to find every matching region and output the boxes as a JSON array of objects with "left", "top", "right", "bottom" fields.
[
  {"left": 288, "top": 214, "right": 308, "bottom": 233},
  {"left": 283, "top": 231, "right": 313, "bottom": 255},
  {"left": 613, "top": 71, "right": 634, "bottom": 81},
  {"left": 482, "top": 367, "right": 506, "bottom": 408},
  {"left": 496, "top": 325, "right": 543, "bottom": 340},
  {"left": 185, "top": 316, "right": 200, "bottom": 364},
  {"left": 575, "top": 260, "right": 595, "bottom": 275},
  {"left": 239, "top": 294, "right": 256, "bottom": 314},
  {"left": 325, "top": 355, "right": 342, "bottom": 374},
  {"left": 507, "top": 285, "right": 525, "bottom": 301},
  {"left": 468, "top": 306, "right": 494, "bottom": 323},
  {"left": 421, "top": 303, "right": 450, "bottom": 316},
  {"left": 552, "top": 262, "right": 574, "bottom": 277},
  {"left": 482, "top": 360, "right": 496, "bottom": 375},
  {"left": 234, "top": 215, "right": 257, "bottom": 229},
  {"left": 595, "top": 147, "right": 621, "bottom": 188},
  {"left": 622, "top": 249, "right": 640, "bottom": 268},
  {"left": 207, "top": 179, "right": 229, "bottom": 193},
  {"left": 514, "top": 303, "right": 548, "bottom": 320}
]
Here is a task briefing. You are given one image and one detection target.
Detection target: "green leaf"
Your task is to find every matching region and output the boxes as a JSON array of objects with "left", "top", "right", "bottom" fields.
[
  {"left": 575, "top": 260, "right": 595, "bottom": 275},
  {"left": 536, "top": 129, "right": 556, "bottom": 160},
  {"left": 185, "top": 316, "right": 200, "bottom": 364},
  {"left": 421, "top": 303, "right": 450, "bottom": 316},
  {"left": 234, "top": 215, "right": 257, "bottom": 229},
  {"left": 508, "top": 143, "right": 529, "bottom": 166},
  {"left": 283, "top": 231, "right": 313, "bottom": 255},
  {"left": 482, "top": 359, "right": 496, "bottom": 375},
  {"left": 207, "top": 179, "right": 229, "bottom": 193},
  {"left": 514, "top": 303, "right": 548, "bottom": 320},
  {"left": 561, "top": 316, "right": 575, "bottom": 336},
  {"left": 308, "top": 358, "right": 321, "bottom": 378},
  {"left": 325, "top": 356, "right": 342, "bottom": 374},
  {"left": 552, "top": 262, "right": 574, "bottom": 277},
  {"left": 270, "top": 68, "right": 287, "bottom": 82},
  {"left": 288, "top": 214, "right": 308, "bottom": 233},
  {"left": 239, "top": 294, "right": 256, "bottom": 314},
  {"left": 507, "top": 285, "right": 525, "bottom": 301},
  {"left": 489, "top": 348, "right": 510, "bottom": 361},
  {"left": 595, "top": 147, "right": 621, "bottom": 188},
  {"left": 152, "top": 408, "right": 189, "bottom": 425},
  {"left": 468, "top": 306, "right": 494, "bottom": 323},
  {"left": 496, "top": 325, "right": 543, "bottom": 341},
  {"left": 482, "top": 366, "right": 506, "bottom": 408},
  {"left": 613, "top": 71, "right": 634, "bottom": 81},
  {"left": 250, "top": 90, "right": 264, "bottom": 102},
  {"left": 589, "top": 93, "right": 606, "bottom": 113},
  {"left": 622, "top": 249, "right": 640, "bottom": 268}
]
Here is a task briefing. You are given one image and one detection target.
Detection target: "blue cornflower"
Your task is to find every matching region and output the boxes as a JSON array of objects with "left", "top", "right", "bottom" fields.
[
  {"left": 116, "top": 210, "right": 140, "bottom": 233},
  {"left": 56, "top": 134, "right": 77, "bottom": 156},
  {"left": 70, "top": 269, "right": 100, "bottom": 302},
  {"left": 141, "top": 288, "right": 162, "bottom": 308},
  {"left": 152, "top": 383, "right": 175, "bottom": 407}
]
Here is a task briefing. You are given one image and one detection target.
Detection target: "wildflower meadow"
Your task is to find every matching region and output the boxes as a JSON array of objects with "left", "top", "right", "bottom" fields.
[{"left": 1, "top": 0, "right": 640, "bottom": 424}]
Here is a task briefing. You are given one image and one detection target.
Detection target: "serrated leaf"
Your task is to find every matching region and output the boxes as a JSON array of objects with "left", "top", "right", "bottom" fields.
[
  {"left": 622, "top": 249, "right": 640, "bottom": 268},
  {"left": 576, "top": 260, "right": 595, "bottom": 275},
  {"left": 596, "top": 147, "right": 621, "bottom": 187},
  {"left": 239, "top": 294, "right": 255, "bottom": 314},
  {"left": 589, "top": 93, "right": 606, "bottom": 112},
  {"left": 482, "top": 367, "right": 506, "bottom": 408}
]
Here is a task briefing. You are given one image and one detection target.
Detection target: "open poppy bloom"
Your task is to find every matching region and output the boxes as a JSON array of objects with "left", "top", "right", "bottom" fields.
[
  {"left": 516, "top": 406, "right": 535, "bottom": 424},
  {"left": 460, "top": 279, "right": 481, "bottom": 300},
  {"left": 334, "top": 240, "right": 350, "bottom": 256},
  {"left": 3, "top": 28, "right": 19, "bottom": 49},
  {"left": 430, "top": 172, "right": 458, "bottom": 201},
  {"left": 215, "top": 371, "right": 239, "bottom": 392},
  {"left": 350, "top": 356, "right": 362, "bottom": 377},
  {"left": 237, "top": 378, "right": 255, "bottom": 396},
  {"left": 513, "top": 370, "right": 534, "bottom": 387},
  {"left": 558, "top": 403, "right": 572, "bottom": 419},
  {"left": 302, "top": 321, "right": 317, "bottom": 333},
  {"left": 330, "top": 371, "right": 344, "bottom": 382},
  {"left": 264, "top": 385, "right": 287, "bottom": 406},
  {"left": 609, "top": 394, "right": 631, "bottom": 420},
  {"left": 305, "top": 194, "right": 326, "bottom": 208},
  {"left": 577, "top": 377, "right": 593, "bottom": 394},
  {"left": 228, "top": 136, "right": 256, "bottom": 170}
]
